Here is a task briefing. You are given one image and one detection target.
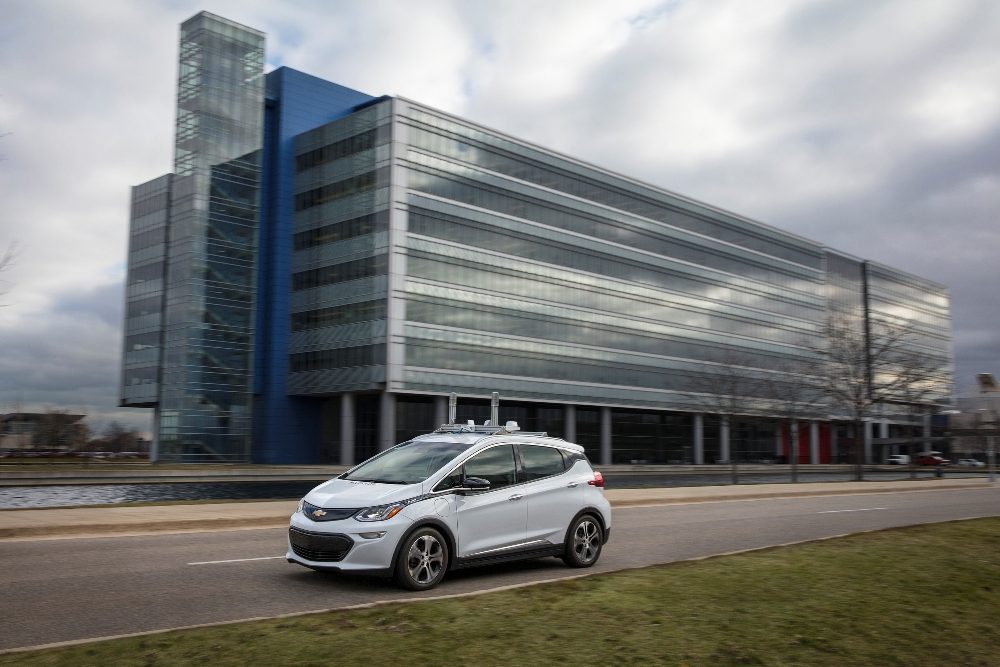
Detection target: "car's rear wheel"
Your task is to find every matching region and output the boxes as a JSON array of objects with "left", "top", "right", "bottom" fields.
[
  {"left": 395, "top": 527, "right": 449, "bottom": 590},
  {"left": 563, "top": 514, "right": 602, "bottom": 568}
]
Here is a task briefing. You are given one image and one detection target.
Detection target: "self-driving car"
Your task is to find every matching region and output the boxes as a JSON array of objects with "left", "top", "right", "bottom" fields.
[{"left": 287, "top": 397, "right": 611, "bottom": 590}]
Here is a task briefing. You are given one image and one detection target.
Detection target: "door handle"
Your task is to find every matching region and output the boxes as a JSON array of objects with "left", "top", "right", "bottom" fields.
[
  {"left": 566, "top": 482, "right": 579, "bottom": 488},
  {"left": 508, "top": 494, "right": 523, "bottom": 501}
]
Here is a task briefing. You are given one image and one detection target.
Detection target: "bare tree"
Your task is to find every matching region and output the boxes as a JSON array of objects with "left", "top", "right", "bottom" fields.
[
  {"left": 32, "top": 409, "right": 88, "bottom": 450},
  {"left": 685, "top": 351, "right": 772, "bottom": 484},
  {"left": 811, "top": 314, "right": 948, "bottom": 480},
  {"left": 761, "top": 358, "right": 827, "bottom": 482},
  {"left": 98, "top": 421, "right": 142, "bottom": 453}
]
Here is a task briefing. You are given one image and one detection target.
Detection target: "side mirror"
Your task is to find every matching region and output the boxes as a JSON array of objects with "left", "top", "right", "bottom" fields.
[{"left": 457, "top": 476, "right": 491, "bottom": 493}]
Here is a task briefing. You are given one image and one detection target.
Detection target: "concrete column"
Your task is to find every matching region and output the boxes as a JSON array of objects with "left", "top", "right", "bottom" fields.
[
  {"left": 810, "top": 421, "right": 820, "bottom": 464},
  {"left": 378, "top": 391, "right": 396, "bottom": 452},
  {"left": 922, "top": 413, "right": 932, "bottom": 452},
  {"left": 720, "top": 415, "right": 730, "bottom": 463},
  {"left": 564, "top": 404, "right": 577, "bottom": 443},
  {"left": 339, "top": 393, "right": 355, "bottom": 466},
  {"left": 790, "top": 419, "right": 799, "bottom": 464},
  {"left": 600, "top": 406, "right": 612, "bottom": 466},
  {"left": 879, "top": 420, "right": 889, "bottom": 439},
  {"left": 693, "top": 413, "right": 704, "bottom": 465},
  {"left": 433, "top": 395, "right": 447, "bottom": 428},
  {"left": 863, "top": 420, "right": 873, "bottom": 464}
]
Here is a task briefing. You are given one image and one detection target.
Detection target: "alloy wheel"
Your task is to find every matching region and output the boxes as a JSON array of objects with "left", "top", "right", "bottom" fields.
[{"left": 407, "top": 533, "right": 445, "bottom": 584}]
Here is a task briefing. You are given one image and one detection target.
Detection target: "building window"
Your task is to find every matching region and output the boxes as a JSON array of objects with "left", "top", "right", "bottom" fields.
[
  {"left": 291, "top": 299, "right": 387, "bottom": 331},
  {"left": 293, "top": 211, "right": 388, "bottom": 250},
  {"left": 289, "top": 344, "right": 384, "bottom": 373},
  {"left": 293, "top": 167, "right": 388, "bottom": 211},
  {"left": 295, "top": 125, "right": 390, "bottom": 172},
  {"left": 291, "top": 254, "right": 387, "bottom": 291}
]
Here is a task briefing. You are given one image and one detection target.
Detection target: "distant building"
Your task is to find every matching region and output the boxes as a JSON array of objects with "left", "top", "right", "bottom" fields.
[
  {"left": 0, "top": 412, "right": 86, "bottom": 451},
  {"left": 949, "top": 373, "right": 1000, "bottom": 458},
  {"left": 120, "top": 11, "right": 954, "bottom": 464}
]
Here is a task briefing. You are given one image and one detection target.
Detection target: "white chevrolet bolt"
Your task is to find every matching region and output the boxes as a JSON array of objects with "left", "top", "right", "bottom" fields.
[{"left": 287, "top": 418, "right": 611, "bottom": 590}]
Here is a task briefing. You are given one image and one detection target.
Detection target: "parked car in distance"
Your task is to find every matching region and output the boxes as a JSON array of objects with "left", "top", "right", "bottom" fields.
[
  {"left": 955, "top": 458, "right": 985, "bottom": 467},
  {"left": 886, "top": 454, "right": 910, "bottom": 465},
  {"left": 917, "top": 454, "right": 949, "bottom": 466}
]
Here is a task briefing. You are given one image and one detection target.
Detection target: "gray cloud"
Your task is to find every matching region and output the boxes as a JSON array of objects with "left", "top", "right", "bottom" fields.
[
  {"left": 0, "top": 279, "right": 152, "bottom": 434},
  {"left": 0, "top": 0, "right": 997, "bottom": 429}
]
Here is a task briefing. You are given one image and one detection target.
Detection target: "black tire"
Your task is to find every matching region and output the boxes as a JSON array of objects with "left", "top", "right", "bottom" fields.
[
  {"left": 562, "top": 514, "right": 603, "bottom": 568},
  {"left": 395, "top": 527, "right": 449, "bottom": 590}
]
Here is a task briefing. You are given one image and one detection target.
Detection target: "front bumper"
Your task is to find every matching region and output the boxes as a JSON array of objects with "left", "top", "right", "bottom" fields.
[
  {"left": 286, "top": 510, "right": 410, "bottom": 573},
  {"left": 288, "top": 526, "right": 353, "bottom": 562}
]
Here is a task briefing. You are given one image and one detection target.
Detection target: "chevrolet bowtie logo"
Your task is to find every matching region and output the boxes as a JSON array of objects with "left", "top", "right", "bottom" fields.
[{"left": 312, "top": 508, "right": 327, "bottom": 517}]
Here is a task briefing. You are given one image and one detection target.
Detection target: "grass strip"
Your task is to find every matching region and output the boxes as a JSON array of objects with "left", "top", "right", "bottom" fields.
[{"left": 4, "top": 518, "right": 1000, "bottom": 666}]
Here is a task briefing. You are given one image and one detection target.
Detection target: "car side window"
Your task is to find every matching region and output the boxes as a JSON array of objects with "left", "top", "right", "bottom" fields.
[
  {"left": 433, "top": 467, "right": 464, "bottom": 492},
  {"left": 463, "top": 445, "right": 517, "bottom": 490},
  {"left": 520, "top": 445, "right": 567, "bottom": 481}
]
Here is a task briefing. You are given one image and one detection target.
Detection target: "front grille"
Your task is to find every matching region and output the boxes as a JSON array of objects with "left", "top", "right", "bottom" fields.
[
  {"left": 302, "top": 502, "right": 360, "bottom": 522},
  {"left": 289, "top": 526, "right": 353, "bottom": 562}
]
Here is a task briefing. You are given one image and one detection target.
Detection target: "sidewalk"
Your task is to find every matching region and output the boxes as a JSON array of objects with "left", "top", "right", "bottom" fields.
[{"left": 0, "top": 477, "right": 991, "bottom": 539}]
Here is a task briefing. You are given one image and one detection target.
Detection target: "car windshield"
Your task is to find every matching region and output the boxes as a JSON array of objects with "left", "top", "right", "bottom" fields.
[{"left": 341, "top": 440, "right": 475, "bottom": 484}]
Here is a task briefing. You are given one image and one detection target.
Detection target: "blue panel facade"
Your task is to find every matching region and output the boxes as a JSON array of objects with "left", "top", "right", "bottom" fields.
[{"left": 253, "top": 67, "right": 374, "bottom": 463}]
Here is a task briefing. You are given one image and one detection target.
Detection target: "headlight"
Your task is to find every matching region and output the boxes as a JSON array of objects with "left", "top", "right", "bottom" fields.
[
  {"left": 297, "top": 498, "right": 305, "bottom": 513},
  {"left": 355, "top": 503, "right": 405, "bottom": 522}
]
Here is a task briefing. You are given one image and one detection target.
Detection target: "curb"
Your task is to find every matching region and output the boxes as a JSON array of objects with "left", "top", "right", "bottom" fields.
[
  {"left": 609, "top": 485, "right": 988, "bottom": 507},
  {"left": 0, "top": 518, "right": 292, "bottom": 540}
]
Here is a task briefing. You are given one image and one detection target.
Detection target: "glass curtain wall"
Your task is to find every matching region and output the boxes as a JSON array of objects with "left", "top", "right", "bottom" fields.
[
  {"left": 730, "top": 418, "right": 778, "bottom": 463},
  {"left": 288, "top": 102, "right": 393, "bottom": 396},
  {"left": 611, "top": 410, "right": 694, "bottom": 464},
  {"left": 121, "top": 175, "right": 173, "bottom": 407},
  {"left": 865, "top": 262, "right": 953, "bottom": 406},
  {"left": 156, "top": 13, "right": 264, "bottom": 461},
  {"left": 395, "top": 100, "right": 827, "bottom": 416}
]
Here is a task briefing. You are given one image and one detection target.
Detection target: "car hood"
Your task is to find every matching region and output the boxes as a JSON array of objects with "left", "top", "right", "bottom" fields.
[{"left": 305, "top": 477, "right": 422, "bottom": 507}]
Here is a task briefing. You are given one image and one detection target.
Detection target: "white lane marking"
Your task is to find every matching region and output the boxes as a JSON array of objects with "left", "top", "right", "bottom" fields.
[
  {"left": 816, "top": 508, "right": 887, "bottom": 514},
  {"left": 188, "top": 556, "right": 285, "bottom": 566}
]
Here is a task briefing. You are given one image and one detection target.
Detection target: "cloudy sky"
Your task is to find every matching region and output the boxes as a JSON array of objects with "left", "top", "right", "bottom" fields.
[{"left": 1, "top": 0, "right": 998, "bottom": 435}]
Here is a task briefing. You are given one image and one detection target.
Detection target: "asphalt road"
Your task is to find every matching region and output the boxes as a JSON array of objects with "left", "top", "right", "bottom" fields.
[{"left": 1, "top": 486, "right": 998, "bottom": 652}]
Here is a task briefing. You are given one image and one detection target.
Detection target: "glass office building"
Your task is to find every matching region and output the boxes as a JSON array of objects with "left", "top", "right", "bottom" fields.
[
  {"left": 121, "top": 12, "right": 264, "bottom": 461},
  {"left": 121, "top": 12, "right": 953, "bottom": 464}
]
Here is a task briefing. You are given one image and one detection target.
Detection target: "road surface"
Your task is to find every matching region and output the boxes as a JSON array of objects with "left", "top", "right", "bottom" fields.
[{"left": 1, "top": 485, "right": 997, "bottom": 652}]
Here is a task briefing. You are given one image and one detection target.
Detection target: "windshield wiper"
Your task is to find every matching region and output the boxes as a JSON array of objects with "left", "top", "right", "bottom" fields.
[{"left": 347, "top": 478, "right": 412, "bottom": 484}]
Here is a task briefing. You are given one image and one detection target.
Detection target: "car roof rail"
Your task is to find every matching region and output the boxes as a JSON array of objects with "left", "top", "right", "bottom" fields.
[
  {"left": 437, "top": 393, "right": 552, "bottom": 436},
  {"left": 432, "top": 419, "right": 547, "bottom": 437}
]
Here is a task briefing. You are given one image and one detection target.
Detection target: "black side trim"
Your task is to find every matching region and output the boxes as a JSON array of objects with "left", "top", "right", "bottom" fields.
[{"left": 453, "top": 544, "right": 563, "bottom": 570}]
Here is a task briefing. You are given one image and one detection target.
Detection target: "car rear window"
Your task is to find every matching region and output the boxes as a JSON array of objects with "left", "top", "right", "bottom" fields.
[{"left": 520, "top": 444, "right": 567, "bottom": 481}]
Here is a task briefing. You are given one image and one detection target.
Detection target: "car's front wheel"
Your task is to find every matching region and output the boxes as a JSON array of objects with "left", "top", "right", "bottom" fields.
[
  {"left": 563, "top": 514, "right": 603, "bottom": 568},
  {"left": 395, "top": 527, "right": 449, "bottom": 590}
]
